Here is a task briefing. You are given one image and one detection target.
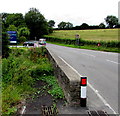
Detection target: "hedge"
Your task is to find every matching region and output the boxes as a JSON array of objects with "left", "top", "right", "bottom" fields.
[{"left": 44, "top": 36, "right": 120, "bottom": 48}]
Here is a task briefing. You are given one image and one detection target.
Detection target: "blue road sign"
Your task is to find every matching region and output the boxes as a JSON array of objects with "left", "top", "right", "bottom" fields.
[{"left": 7, "top": 31, "right": 17, "bottom": 43}]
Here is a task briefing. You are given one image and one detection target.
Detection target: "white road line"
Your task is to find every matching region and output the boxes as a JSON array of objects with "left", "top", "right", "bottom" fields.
[
  {"left": 81, "top": 53, "right": 96, "bottom": 57},
  {"left": 21, "top": 106, "right": 26, "bottom": 115},
  {"left": 106, "top": 59, "right": 119, "bottom": 64},
  {"left": 58, "top": 56, "right": 117, "bottom": 114}
]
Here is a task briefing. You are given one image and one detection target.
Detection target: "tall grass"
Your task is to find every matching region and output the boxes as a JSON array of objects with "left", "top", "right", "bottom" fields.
[{"left": 2, "top": 47, "right": 60, "bottom": 115}]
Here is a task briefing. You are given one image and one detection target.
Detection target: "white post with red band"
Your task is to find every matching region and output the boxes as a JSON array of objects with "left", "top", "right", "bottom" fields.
[{"left": 80, "top": 77, "right": 87, "bottom": 107}]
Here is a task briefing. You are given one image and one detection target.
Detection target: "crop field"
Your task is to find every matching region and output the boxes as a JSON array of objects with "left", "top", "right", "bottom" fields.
[{"left": 47, "top": 29, "right": 119, "bottom": 41}]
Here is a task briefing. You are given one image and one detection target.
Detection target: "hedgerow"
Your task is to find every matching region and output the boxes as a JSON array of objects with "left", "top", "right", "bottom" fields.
[{"left": 44, "top": 36, "right": 120, "bottom": 48}]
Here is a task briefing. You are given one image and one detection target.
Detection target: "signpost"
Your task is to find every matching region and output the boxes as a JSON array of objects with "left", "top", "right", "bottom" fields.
[
  {"left": 7, "top": 31, "right": 17, "bottom": 45},
  {"left": 75, "top": 34, "right": 80, "bottom": 45}
]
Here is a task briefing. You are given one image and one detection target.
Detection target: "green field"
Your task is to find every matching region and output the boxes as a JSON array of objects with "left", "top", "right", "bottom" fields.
[{"left": 46, "top": 29, "right": 119, "bottom": 41}]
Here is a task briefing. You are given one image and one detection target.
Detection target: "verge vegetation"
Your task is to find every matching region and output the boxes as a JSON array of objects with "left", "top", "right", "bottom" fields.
[
  {"left": 2, "top": 47, "right": 64, "bottom": 115},
  {"left": 44, "top": 29, "right": 120, "bottom": 53}
]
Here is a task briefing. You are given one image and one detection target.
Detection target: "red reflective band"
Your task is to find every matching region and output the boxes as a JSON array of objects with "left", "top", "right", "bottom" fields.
[{"left": 81, "top": 79, "right": 86, "bottom": 85}]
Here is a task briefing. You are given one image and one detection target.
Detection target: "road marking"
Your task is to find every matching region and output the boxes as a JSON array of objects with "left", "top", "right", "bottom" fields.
[
  {"left": 58, "top": 56, "right": 117, "bottom": 114},
  {"left": 87, "top": 83, "right": 116, "bottom": 114},
  {"left": 21, "top": 106, "right": 26, "bottom": 115},
  {"left": 58, "top": 56, "right": 82, "bottom": 77},
  {"left": 106, "top": 59, "right": 119, "bottom": 64},
  {"left": 81, "top": 53, "right": 96, "bottom": 57}
]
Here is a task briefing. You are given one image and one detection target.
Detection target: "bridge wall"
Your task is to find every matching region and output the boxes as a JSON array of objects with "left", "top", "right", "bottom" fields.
[{"left": 46, "top": 47, "right": 81, "bottom": 106}]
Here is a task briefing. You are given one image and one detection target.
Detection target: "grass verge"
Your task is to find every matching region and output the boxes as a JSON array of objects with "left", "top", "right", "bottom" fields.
[
  {"left": 47, "top": 41, "right": 119, "bottom": 53},
  {"left": 2, "top": 47, "right": 64, "bottom": 115}
]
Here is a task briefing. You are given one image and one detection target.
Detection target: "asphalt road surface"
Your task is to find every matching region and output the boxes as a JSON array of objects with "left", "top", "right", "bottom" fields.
[{"left": 46, "top": 43, "right": 119, "bottom": 114}]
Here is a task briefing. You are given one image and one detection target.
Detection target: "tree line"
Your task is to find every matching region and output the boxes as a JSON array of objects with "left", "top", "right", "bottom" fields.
[
  {"left": 2, "top": 8, "right": 55, "bottom": 58},
  {"left": 1, "top": 7, "right": 119, "bottom": 58},
  {"left": 2, "top": 8, "right": 119, "bottom": 41},
  {"left": 2, "top": 8, "right": 55, "bottom": 42},
  {"left": 57, "top": 15, "right": 119, "bottom": 30}
]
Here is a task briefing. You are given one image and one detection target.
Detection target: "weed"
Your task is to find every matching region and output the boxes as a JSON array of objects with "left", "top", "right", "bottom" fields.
[{"left": 2, "top": 47, "right": 65, "bottom": 115}]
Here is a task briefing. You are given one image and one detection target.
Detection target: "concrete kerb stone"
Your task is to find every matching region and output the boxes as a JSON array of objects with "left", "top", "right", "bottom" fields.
[{"left": 46, "top": 47, "right": 81, "bottom": 106}]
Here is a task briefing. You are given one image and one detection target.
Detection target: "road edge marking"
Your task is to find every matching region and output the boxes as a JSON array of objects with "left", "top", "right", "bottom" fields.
[
  {"left": 106, "top": 59, "right": 119, "bottom": 64},
  {"left": 81, "top": 53, "right": 96, "bottom": 57},
  {"left": 58, "top": 56, "right": 117, "bottom": 114}
]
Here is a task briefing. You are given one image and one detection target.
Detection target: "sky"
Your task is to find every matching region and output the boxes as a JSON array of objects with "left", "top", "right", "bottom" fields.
[{"left": 0, "top": 0, "right": 119, "bottom": 27}]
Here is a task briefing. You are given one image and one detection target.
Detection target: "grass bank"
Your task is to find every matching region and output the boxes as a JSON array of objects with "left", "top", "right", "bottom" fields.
[
  {"left": 45, "top": 29, "right": 119, "bottom": 41},
  {"left": 2, "top": 47, "right": 64, "bottom": 115}
]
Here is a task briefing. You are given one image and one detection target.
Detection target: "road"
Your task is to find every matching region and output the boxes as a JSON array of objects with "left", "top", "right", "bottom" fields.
[{"left": 46, "top": 43, "right": 119, "bottom": 114}]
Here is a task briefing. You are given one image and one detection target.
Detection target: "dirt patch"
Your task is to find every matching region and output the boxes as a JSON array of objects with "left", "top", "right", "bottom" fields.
[{"left": 23, "top": 80, "right": 66, "bottom": 115}]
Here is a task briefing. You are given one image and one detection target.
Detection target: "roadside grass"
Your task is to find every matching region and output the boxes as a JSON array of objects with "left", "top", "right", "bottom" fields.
[
  {"left": 45, "top": 29, "right": 119, "bottom": 41},
  {"left": 44, "top": 29, "right": 119, "bottom": 53},
  {"left": 2, "top": 47, "right": 64, "bottom": 115},
  {"left": 47, "top": 41, "right": 120, "bottom": 53}
]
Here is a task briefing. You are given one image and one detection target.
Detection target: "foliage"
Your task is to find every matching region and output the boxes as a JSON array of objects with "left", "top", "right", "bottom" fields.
[
  {"left": 48, "top": 20, "right": 55, "bottom": 27},
  {"left": 65, "top": 22, "right": 73, "bottom": 29},
  {"left": 18, "top": 27, "right": 30, "bottom": 39},
  {"left": 2, "top": 32, "right": 10, "bottom": 58},
  {"left": 5, "top": 13, "right": 26, "bottom": 28},
  {"left": 80, "top": 23, "right": 89, "bottom": 29},
  {"left": 7, "top": 25, "right": 17, "bottom": 32},
  {"left": 45, "top": 36, "right": 120, "bottom": 48},
  {"left": 38, "top": 76, "right": 64, "bottom": 99},
  {"left": 2, "top": 47, "right": 64, "bottom": 115},
  {"left": 58, "top": 21, "right": 73, "bottom": 29},
  {"left": 25, "top": 8, "right": 49, "bottom": 39},
  {"left": 99, "top": 23, "right": 105, "bottom": 29},
  {"left": 105, "top": 15, "right": 118, "bottom": 28},
  {"left": 18, "top": 36, "right": 27, "bottom": 43}
]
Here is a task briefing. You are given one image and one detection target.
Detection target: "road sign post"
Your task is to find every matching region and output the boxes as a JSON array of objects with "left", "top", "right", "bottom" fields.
[{"left": 75, "top": 34, "right": 80, "bottom": 46}]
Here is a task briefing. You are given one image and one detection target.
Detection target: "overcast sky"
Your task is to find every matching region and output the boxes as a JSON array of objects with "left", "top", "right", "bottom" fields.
[{"left": 0, "top": 0, "right": 119, "bottom": 27}]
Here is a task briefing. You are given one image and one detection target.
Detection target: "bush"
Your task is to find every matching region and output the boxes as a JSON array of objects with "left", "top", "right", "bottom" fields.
[{"left": 19, "top": 36, "right": 27, "bottom": 43}]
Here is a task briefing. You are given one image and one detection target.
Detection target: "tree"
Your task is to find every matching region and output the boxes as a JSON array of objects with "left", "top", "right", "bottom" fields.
[
  {"left": 25, "top": 8, "right": 49, "bottom": 39},
  {"left": 65, "top": 22, "right": 73, "bottom": 29},
  {"left": 6, "top": 13, "right": 26, "bottom": 28},
  {"left": 18, "top": 27, "right": 30, "bottom": 39},
  {"left": 48, "top": 20, "right": 55, "bottom": 27},
  {"left": 19, "top": 36, "right": 27, "bottom": 43},
  {"left": 2, "top": 32, "right": 10, "bottom": 58},
  {"left": 2, "top": 13, "right": 8, "bottom": 31},
  {"left": 80, "top": 23, "right": 89, "bottom": 29},
  {"left": 58, "top": 21, "right": 66, "bottom": 29},
  {"left": 7, "top": 25, "right": 17, "bottom": 31},
  {"left": 99, "top": 23, "right": 105, "bottom": 29},
  {"left": 105, "top": 15, "right": 118, "bottom": 28},
  {"left": 58, "top": 21, "right": 73, "bottom": 29}
]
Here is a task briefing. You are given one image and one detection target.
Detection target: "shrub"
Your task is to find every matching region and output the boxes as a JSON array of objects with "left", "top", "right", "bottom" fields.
[{"left": 19, "top": 36, "right": 27, "bottom": 43}]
